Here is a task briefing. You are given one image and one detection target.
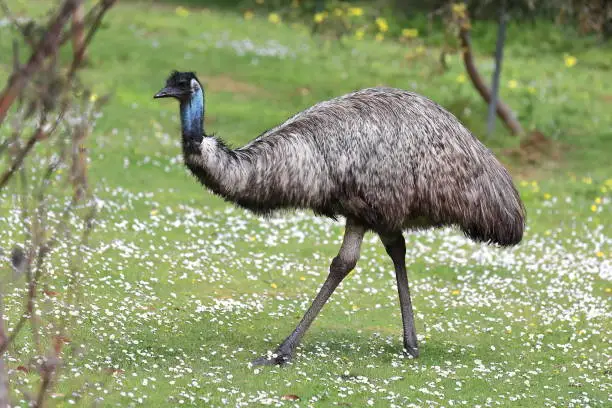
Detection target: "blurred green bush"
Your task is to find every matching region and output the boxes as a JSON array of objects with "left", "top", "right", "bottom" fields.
[{"left": 156, "top": 0, "right": 611, "bottom": 40}]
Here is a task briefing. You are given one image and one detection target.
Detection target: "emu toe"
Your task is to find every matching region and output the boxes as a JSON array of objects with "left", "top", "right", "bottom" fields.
[{"left": 403, "top": 345, "right": 419, "bottom": 358}]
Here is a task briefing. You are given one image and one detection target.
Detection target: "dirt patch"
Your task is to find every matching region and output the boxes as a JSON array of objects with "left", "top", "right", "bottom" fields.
[
  {"left": 501, "top": 130, "right": 567, "bottom": 178},
  {"left": 200, "top": 75, "right": 263, "bottom": 95},
  {"left": 503, "top": 130, "right": 564, "bottom": 164}
]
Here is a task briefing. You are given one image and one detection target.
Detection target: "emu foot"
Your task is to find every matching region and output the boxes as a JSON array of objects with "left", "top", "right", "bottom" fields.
[
  {"left": 403, "top": 341, "right": 419, "bottom": 358},
  {"left": 251, "top": 349, "right": 294, "bottom": 366},
  {"left": 403, "top": 346, "right": 419, "bottom": 358}
]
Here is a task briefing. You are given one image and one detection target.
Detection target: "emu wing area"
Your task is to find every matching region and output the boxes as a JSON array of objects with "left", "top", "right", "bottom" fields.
[{"left": 243, "top": 87, "right": 524, "bottom": 244}]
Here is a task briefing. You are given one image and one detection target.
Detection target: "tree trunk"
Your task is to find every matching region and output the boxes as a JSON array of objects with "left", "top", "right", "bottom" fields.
[
  {"left": 487, "top": 2, "right": 508, "bottom": 136},
  {"left": 459, "top": 23, "right": 523, "bottom": 136}
]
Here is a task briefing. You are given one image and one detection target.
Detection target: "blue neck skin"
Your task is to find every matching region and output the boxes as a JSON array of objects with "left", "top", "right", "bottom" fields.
[{"left": 179, "top": 86, "right": 204, "bottom": 143}]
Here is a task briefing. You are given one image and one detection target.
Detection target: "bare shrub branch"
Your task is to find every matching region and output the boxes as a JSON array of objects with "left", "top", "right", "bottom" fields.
[
  {"left": 0, "top": 0, "right": 116, "bottom": 405},
  {"left": 0, "top": 0, "right": 79, "bottom": 126}
]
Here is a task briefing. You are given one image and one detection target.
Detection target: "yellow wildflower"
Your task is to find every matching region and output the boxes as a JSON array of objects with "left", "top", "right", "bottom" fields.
[
  {"left": 375, "top": 17, "right": 389, "bottom": 32},
  {"left": 150, "top": 209, "right": 158, "bottom": 216},
  {"left": 270, "top": 283, "right": 277, "bottom": 289},
  {"left": 456, "top": 74, "right": 466, "bottom": 83},
  {"left": 605, "top": 287, "right": 612, "bottom": 293},
  {"left": 402, "top": 28, "right": 419, "bottom": 38},
  {"left": 564, "top": 54, "right": 577, "bottom": 68},
  {"left": 452, "top": 3, "right": 466, "bottom": 13},
  {"left": 313, "top": 12, "right": 326, "bottom": 23},
  {"left": 596, "top": 251, "right": 604, "bottom": 258},
  {"left": 590, "top": 205, "right": 597, "bottom": 212},
  {"left": 351, "top": 305, "right": 359, "bottom": 311},
  {"left": 244, "top": 10, "right": 254, "bottom": 20},
  {"left": 527, "top": 86, "right": 536, "bottom": 94},
  {"left": 508, "top": 79, "right": 518, "bottom": 89},
  {"left": 299, "top": 276, "right": 306, "bottom": 281},
  {"left": 451, "top": 289, "right": 460, "bottom": 295},
  {"left": 175, "top": 6, "right": 189, "bottom": 17},
  {"left": 268, "top": 12, "right": 281, "bottom": 24},
  {"left": 543, "top": 193, "right": 552, "bottom": 200},
  {"left": 452, "top": 3, "right": 466, "bottom": 17},
  {"left": 594, "top": 197, "right": 602, "bottom": 204},
  {"left": 348, "top": 7, "right": 363, "bottom": 17},
  {"left": 89, "top": 93, "right": 98, "bottom": 102},
  {"left": 354, "top": 28, "right": 365, "bottom": 40}
]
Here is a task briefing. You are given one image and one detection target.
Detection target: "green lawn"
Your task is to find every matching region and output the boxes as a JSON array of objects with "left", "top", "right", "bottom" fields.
[{"left": 0, "top": 1, "right": 610, "bottom": 407}]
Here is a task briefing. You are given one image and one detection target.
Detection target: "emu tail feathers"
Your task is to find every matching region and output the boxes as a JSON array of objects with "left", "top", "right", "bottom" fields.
[{"left": 460, "top": 168, "right": 525, "bottom": 247}]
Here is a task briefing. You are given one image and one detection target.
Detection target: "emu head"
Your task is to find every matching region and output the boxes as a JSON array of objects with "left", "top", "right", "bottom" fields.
[{"left": 154, "top": 71, "right": 202, "bottom": 102}]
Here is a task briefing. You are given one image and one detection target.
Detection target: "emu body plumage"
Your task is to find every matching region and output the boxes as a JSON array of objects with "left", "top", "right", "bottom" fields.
[{"left": 155, "top": 71, "right": 525, "bottom": 365}]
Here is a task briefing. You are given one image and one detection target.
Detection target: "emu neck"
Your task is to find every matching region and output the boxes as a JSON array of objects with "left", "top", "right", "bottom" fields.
[{"left": 179, "top": 88, "right": 204, "bottom": 147}]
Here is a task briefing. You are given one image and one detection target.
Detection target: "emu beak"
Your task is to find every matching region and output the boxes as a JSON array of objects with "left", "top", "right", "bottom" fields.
[{"left": 154, "top": 86, "right": 177, "bottom": 99}]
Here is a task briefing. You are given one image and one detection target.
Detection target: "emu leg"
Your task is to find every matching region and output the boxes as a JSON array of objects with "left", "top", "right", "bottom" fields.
[
  {"left": 252, "top": 219, "right": 365, "bottom": 366},
  {"left": 380, "top": 233, "right": 419, "bottom": 357}
]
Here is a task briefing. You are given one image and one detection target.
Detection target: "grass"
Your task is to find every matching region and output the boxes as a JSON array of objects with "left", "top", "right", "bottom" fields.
[{"left": 0, "top": 1, "right": 611, "bottom": 407}]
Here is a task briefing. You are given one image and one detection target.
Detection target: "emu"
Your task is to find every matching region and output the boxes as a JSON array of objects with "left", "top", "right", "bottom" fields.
[{"left": 154, "top": 71, "right": 525, "bottom": 366}]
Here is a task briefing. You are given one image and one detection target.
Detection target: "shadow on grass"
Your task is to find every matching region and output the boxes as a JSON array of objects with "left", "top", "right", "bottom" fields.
[{"left": 294, "top": 327, "right": 476, "bottom": 367}]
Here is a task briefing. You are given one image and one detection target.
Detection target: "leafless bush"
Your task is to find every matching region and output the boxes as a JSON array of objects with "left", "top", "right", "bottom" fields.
[{"left": 0, "top": 1, "right": 116, "bottom": 406}]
